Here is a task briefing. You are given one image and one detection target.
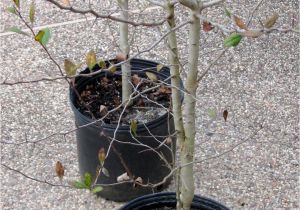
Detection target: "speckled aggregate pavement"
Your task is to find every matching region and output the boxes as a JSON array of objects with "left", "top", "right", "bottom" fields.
[{"left": 0, "top": 0, "right": 299, "bottom": 209}]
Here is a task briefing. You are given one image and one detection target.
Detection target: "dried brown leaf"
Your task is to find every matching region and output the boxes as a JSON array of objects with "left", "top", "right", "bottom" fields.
[
  {"left": 234, "top": 15, "right": 247, "bottom": 30},
  {"left": 98, "top": 148, "right": 106, "bottom": 166},
  {"left": 203, "top": 21, "right": 214, "bottom": 32},
  {"left": 116, "top": 52, "right": 126, "bottom": 61},
  {"left": 55, "top": 161, "right": 64, "bottom": 180},
  {"left": 223, "top": 110, "right": 228, "bottom": 122},
  {"left": 132, "top": 74, "right": 141, "bottom": 86}
]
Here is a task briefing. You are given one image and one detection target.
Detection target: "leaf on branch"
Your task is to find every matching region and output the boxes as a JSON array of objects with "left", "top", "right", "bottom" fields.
[
  {"left": 224, "top": 7, "right": 231, "bottom": 17},
  {"left": 159, "top": 85, "right": 171, "bottom": 94},
  {"left": 145, "top": 72, "right": 158, "bottom": 82},
  {"left": 102, "top": 167, "right": 109, "bottom": 177},
  {"left": 202, "top": 21, "right": 214, "bottom": 32},
  {"left": 64, "top": 59, "right": 77, "bottom": 77},
  {"left": 130, "top": 119, "right": 138, "bottom": 137},
  {"left": 234, "top": 15, "right": 247, "bottom": 30},
  {"left": 98, "top": 59, "right": 107, "bottom": 69},
  {"left": 84, "top": 173, "right": 92, "bottom": 188},
  {"left": 29, "top": 1, "right": 35, "bottom": 24},
  {"left": 156, "top": 64, "right": 163, "bottom": 72},
  {"left": 98, "top": 147, "right": 106, "bottom": 166},
  {"left": 72, "top": 180, "right": 87, "bottom": 189},
  {"left": 86, "top": 50, "right": 97, "bottom": 71},
  {"left": 92, "top": 186, "right": 103, "bottom": 193},
  {"left": 6, "top": 7, "right": 17, "bottom": 15},
  {"left": 116, "top": 52, "right": 126, "bottom": 61},
  {"left": 165, "top": 136, "right": 172, "bottom": 144},
  {"left": 13, "top": 0, "right": 20, "bottom": 8},
  {"left": 55, "top": 161, "right": 64, "bottom": 180},
  {"left": 223, "top": 110, "right": 228, "bottom": 122},
  {"left": 241, "top": 30, "right": 263, "bottom": 38},
  {"left": 132, "top": 74, "right": 141, "bottom": 86},
  {"left": 108, "top": 64, "right": 117, "bottom": 73},
  {"left": 133, "top": 177, "right": 143, "bottom": 187},
  {"left": 117, "top": 172, "right": 130, "bottom": 182},
  {"left": 35, "top": 28, "right": 50, "bottom": 45},
  {"left": 99, "top": 105, "right": 108, "bottom": 116},
  {"left": 6, "top": 26, "right": 29, "bottom": 36},
  {"left": 224, "top": 33, "right": 242, "bottom": 47},
  {"left": 264, "top": 13, "right": 279, "bottom": 29}
]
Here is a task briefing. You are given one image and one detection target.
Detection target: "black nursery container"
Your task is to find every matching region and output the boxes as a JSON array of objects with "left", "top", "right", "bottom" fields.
[
  {"left": 70, "top": 59, "right": 177, "bottom": 201},
  {"left": 120, "top": 192, "right": 230, "bottom": 210}
]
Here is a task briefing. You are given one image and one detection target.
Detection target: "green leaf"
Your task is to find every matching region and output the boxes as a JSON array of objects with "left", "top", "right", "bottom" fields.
[
  {"left": 29, "top": 1, "right": 35, "bottom": 24},
  {"left": 86, "top": 50, "right": 97, "bottom": 71},
  {"left": 13, "top": 0, "right": 20, "bottom": 8},
  {"left": 84, "top": 173, "right": 92, "bottom": 188},
  {"left": 109, "top": 64, "right": 117, "bottom": 73},
  {"left": 98, "top": 59, "right": 106, "bottom": 69},
  {"left": 6, "top": 7, "right": 17, "bottom": 15},
  {"left": 72, "top": 181, "right": 87, "bottom": 189},
  {"left": 92, "top": 186, "right": 103, "bottom": 193},
  {"left": 130, "top": 120, "right": 138, "bottom": 137},
  {"left": 35, "top": 28, "right": 50, "bottom": 45},
  {"left": 6, "top": 26, "right": 29, "bottom": 36},
  {"left": 224, "top": 33, "right": 242, "bottom": 47},
  {"left": 224, "top": 7, "right": 231, "bottom": 17}
]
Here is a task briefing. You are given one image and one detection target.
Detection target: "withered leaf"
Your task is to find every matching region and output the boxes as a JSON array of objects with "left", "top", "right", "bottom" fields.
[
  {"left": 98, "top": 148, "right": 106, "bottom": 166},
  {"left": 223, "top": 110, "right": 228, "bottom": 122},
  {"left": 117, "top": 172, "right": 130, "bottom": 182},
  {"left": 264, "top": 13, "right": 279, "bottom": 29},
  {"left": 165, "top": 136, "right": 172, "bottom": 144},
  {"left": 234, "top": 15, "right": 247, "bottom": 30},
  {"left": 203, "top": 21, "right": 214, "bottom": 32},
  {"left": 133, "top": 177, "right": 143, "bottom": 188},
  {"left": 102, "top": 167, "right": 110, "bottom": 177},
  {"left": 132, "top": 74, "right": 141, "bottom": 86},
  {"left": 55, "top": 161, "right": 64, "bottom": 180},
  {"left": 109, "top": 64, "right": 117, "bottom": 73},
  {"left": 156, "top": 64, "right": 163, "bottom": 72},
  {"left": 99, "top": 105, "right": 108, "bottom": 116},
  {"left": 116, "top": 52, "right": 126, "bottom": 61},
  {"left": 159, "top": 85, "right": 172, "bottom": 94},
  {"left": 145, "top": 72, "right": 158, "bottom": 82}
]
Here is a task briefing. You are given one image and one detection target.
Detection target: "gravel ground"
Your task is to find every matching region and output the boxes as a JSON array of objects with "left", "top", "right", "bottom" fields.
[{"left": 0, "top": 0, "right": 299, "bottom": 209}]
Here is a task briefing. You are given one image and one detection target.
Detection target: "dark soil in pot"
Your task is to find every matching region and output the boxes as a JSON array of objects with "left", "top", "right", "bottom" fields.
[
  {"left": 119, "top": 192, "right": 231, "bottom": 210},
  {"left": 70, "top": 58, "right": 178, "bottom": 201}
]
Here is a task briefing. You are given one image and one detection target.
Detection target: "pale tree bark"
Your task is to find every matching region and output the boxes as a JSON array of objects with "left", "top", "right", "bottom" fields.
[
  {"left": 118, "top": 0, "right": 132, "bottom": 105},
  {"left": 165, "top": 2, "right": 186, "bottom": 207},
  {"left": 178, "top": 0, "right": 201, "bottom": 209}
]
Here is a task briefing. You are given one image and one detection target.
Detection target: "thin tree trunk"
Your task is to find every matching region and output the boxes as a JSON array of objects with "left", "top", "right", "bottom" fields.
[
  {"left": 178, "top": 12, "right": 200, "bottom": 210},
  {"left": 165, "top": 3, "right": 186, "bottom": 208},
  {"left": 118, "top": 0, "right": 132, "bottom": 105}
]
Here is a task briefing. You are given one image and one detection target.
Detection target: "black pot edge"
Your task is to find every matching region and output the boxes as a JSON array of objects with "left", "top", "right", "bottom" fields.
[
  {"left": 119, "top": 192, "right": 231, "bottom": 210},
  {"left": 69, "top": 58, "right": 181, "bottom": 132}
]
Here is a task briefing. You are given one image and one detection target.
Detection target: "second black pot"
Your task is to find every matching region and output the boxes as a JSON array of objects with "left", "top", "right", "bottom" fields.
[
  {"left": 70, "top": 59, "right": 177, "bottom": 201},
  {"left": 119, "top": 192, "right": 230, "bottom": 210}
]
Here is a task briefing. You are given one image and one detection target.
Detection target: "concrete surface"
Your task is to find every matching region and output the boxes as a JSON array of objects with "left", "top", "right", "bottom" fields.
[{"left": 0, "top": 0, "right": 299, "bottom": 209}]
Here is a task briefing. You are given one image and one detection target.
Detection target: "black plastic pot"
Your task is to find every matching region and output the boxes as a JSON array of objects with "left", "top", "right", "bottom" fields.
[
  {"left": 70, "top": 59, "right": 177, "bottom": 201},
  {"left": 120, "top": 192, "right": 230, "bottom": 210}
]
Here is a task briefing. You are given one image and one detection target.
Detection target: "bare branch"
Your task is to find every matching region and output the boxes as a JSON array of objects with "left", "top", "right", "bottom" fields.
[{"left": 46, "top": 0, "right": 166, "bottom": 27}]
